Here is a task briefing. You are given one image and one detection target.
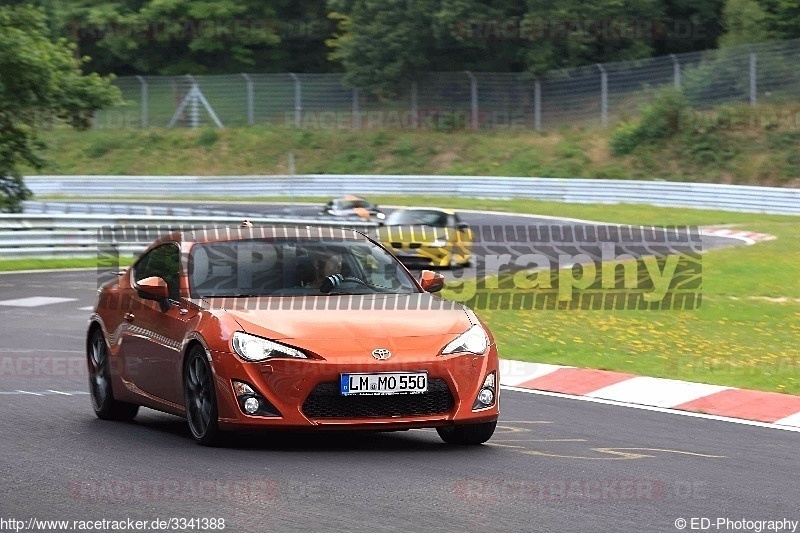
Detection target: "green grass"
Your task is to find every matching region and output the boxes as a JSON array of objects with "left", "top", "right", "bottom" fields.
[
  {"left": 0, "top": 257, "right": 134, "bottom": 272},
  {"left": 23, "top": 122, "right": 800, "bottom": 186}
]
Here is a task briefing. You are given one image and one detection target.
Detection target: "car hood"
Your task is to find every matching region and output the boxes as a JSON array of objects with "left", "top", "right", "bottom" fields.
[{"left": 215, "top": 293, "right": 470, "bottom": 341}]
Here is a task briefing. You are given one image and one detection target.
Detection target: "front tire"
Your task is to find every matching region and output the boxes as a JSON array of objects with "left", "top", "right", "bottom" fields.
[
  {"left": 87, "top": 329, "right": 139, "bottom": 421},
  {"left": 436, "top": 421, "right": 496, "bottom": 445},
  {"left": 184, "top": 346, "right": 222, "bottom": 446}
]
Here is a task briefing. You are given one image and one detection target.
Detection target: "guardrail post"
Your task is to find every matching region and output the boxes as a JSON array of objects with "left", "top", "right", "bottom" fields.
[
  {"left": 534, "top": 77, "right": 542, "bottom": 131},
  {"left": 749, "top": 48, "right": 757, "bottom": 107},
  {"left": 135, "top": 75, "right": 148, "bottom": 129},
  {"left": 670, "top": 54, "right": 681, "bottom": 89},
  {"left": 352, "top": 88, "right": 361, "bottom": 129},
  {"left": 289, "top": 73, "right": 302, "bottom": 127},
  {"left": 597, "top": 63, "right": 608, "bottom": 126},
  {"left": 242, "top": 73, "right": 254, "bottom": 126},
  {"left": 465, "top": 70, "right": 479, "bottom": 130}
]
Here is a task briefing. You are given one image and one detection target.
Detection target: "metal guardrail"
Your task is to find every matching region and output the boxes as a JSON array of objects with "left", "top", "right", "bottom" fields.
[
  {"left": 24, "top": 175, "right": 800, "bottom": 215},
  {"left": 21, "top": 201, "right": 254, "bottom": 218},
  {"left": 0, "top": 213, "right": 376, "bottom": 259}
]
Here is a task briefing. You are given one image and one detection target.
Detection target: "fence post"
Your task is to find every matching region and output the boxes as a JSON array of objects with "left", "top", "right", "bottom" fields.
[
  {"left": 670, "top": 54, "right": 681, "bottom": 89},
  {"left": 242, "top": 73, "right": 254, "bottom": 126},
  {"left": 597, "top": 63, "right": 608, "bottom": 126},
  {"left": 289, "top": 73, "right": 302, "bottom": 127},
  {"left": 534, "top": 77, "right": 542, "bottom": 132},
  {"left": 187, "top": 75, "right": 199, "bottom": 129},
  {"left": 352, "top": 88, "right": 361, "bottom": 129},
  {"left": 411, "top": 82, "right": 418, "bottom": 128},
  {"left": 135, "top": 75, "right": 148, "bottom": 129},
  {"left": 465, "top": 70, "right": 478, "bottom": 129},
  {"left": 749, "top": 48, "right": 757, "bottom": 107}
]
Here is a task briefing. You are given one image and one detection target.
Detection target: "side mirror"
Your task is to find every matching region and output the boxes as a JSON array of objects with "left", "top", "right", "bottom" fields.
[
  {"left": 419, "top": 270, "right": 445, "bottom": 293},
  {"left": 457, "top": 222, "right": 470, "bottom": 231},
  {"left": 137, "top": 276, "right": 170, "bottom": 300}
]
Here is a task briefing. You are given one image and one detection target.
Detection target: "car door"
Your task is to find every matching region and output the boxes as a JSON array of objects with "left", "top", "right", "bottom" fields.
[{"left": 122, "top": 243, "right": 195, "bottom": 406}]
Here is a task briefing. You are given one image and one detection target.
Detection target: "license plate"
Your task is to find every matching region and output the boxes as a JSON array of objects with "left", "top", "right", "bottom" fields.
[{"left": 340, "top": 372, "right": 428, "bottom": 396}]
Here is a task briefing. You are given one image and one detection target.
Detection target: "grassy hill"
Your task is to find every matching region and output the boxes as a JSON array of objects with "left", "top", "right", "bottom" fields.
[{"left": 28, "top": 119, "right": 800, "bottom": 187}]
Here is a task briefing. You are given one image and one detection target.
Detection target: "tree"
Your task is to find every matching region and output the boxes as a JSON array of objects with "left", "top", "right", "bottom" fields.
[
  {"left": 73, "top": 0, "right": 284, "bottom": 75},
  {"left": 655, "top": 0, "right": 724, "bottom": 55},
  {"left": 759, "top": 0, "right": 800, "bottom": 40},
  {"left": 327, "top": 0, "right": 666, "bottom": 95},
  {"left": 718, "top": 0, "right": 771, "bottom": 47},
  {"left": 0, "top": 5, "right": 120, "bottom": 212},
  {"left": 327, "top": 0, "right": 438, "bottom": 97}
]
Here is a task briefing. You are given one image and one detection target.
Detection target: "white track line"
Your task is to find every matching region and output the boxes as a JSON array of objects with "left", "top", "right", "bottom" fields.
[{"left": 0, "top": 297, "right": 77, "bottom": 307}]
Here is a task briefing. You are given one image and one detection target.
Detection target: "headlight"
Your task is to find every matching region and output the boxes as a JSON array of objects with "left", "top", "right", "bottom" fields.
[
  {"left": 376, "top": 212, "right": 386, "bottom": 220},
  {"left": 232, "top": 332, "right": 307, "bottom": 361},
  {"left": 441, "top": 325, "right": 489, "bottom": 355}
]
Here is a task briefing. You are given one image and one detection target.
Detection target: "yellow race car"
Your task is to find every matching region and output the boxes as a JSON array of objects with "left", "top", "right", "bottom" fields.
[{"left": 378, "top": 208, "right": 473, "bottom": 268}]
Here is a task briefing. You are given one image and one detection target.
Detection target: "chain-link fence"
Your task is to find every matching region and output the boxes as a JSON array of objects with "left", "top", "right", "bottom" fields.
[{"left": 94, "top": 38, "right": 800, "bottom": 131}]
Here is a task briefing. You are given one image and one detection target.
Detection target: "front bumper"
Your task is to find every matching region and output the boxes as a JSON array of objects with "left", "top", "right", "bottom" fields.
[{"left": 210, "top": 346, "right": 499, "bottom": 431}]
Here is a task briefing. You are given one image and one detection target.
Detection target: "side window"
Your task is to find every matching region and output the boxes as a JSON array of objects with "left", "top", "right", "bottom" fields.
[{"left": 134, "top": 244, "right": 181, "bottom": 300}]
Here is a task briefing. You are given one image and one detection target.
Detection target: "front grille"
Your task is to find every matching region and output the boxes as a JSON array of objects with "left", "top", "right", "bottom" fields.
[{"left": 302, "top": 378, "right": 454, "bottom": 419}]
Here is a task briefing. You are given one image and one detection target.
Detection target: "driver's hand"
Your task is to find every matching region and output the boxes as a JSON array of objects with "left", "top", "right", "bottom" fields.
[{"left": 319, "top": 274, "right": 344, "bottom": 293}]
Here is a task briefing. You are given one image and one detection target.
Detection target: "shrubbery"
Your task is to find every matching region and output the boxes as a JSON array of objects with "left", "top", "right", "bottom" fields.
[{"left": 610, "top": 88, "right": 689, "bottom": 156}]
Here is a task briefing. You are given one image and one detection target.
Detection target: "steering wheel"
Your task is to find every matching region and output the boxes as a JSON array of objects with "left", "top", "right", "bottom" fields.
[{"left": 319, "top": 275, "right": 372, "bottom": 294}]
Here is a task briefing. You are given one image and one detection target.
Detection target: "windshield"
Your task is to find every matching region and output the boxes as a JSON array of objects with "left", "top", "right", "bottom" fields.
[
  {"left": 384, "top": 210, "right": 448, "bottom": 227},
  {"left": 189, "top": 238, "right": 418, "bottom": 298}
]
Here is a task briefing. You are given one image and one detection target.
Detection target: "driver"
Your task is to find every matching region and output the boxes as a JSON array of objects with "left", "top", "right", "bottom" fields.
[
  {"left": 302, "top": 251, "right": 364, "bottom": 293},
  {"left": 310, "top": 253, "right": 343, "bottom": 290},
  {"left": 295, "top": 251, "right": 343, "bottom": 291}
]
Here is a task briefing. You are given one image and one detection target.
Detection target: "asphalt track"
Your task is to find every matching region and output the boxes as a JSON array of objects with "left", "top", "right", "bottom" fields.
[
  {"left": 2, "top": 205, "right": 794, "bottom": 532},
  {"left": 1, "top": 272, "right": 797, "bottom": 532},
  {"left": 188, "top": 201, "right": 740, "bottom": 252}
]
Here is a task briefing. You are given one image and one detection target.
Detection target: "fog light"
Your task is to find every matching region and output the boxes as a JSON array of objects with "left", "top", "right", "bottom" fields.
[
  {"left": 478, "top": 388, "right": 494, "bottom": 406},
  {"left": 472, "top": 371, "right": 497, "bottom": 410},
  {"left": 243, "top": 397, "right": 260, "bottom": 414}
]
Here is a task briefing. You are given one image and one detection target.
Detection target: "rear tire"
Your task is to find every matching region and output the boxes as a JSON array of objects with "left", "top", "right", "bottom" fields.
[
  {"left": 87, "top": 329, "right": 139, "bottom": 421},
  {"left": 436, "top": 421, "right": 496, "bottom": 445},
  {"left": 184, "top": 346, "right": 222, "bottom": 446}
]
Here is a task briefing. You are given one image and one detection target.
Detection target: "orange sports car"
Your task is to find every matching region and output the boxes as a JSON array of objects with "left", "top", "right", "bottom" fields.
[{"left": 87, "top": 226, "right": 499, "bottom": 446}]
